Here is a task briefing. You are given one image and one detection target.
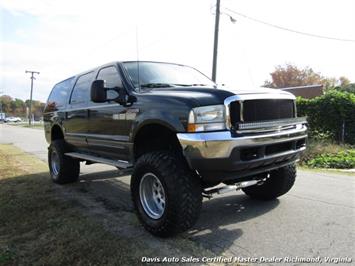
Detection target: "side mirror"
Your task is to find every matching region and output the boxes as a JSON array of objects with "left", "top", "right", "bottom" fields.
[
  {"left": 91, "top": 80, "right": 107, "bottom": 103},
  {"left": 91, "top": 80, "right": 137, "bottom": 106}
]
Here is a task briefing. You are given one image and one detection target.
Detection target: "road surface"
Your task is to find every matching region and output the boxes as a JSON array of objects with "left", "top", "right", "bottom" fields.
[{"left": 1, "top": 124, "right": 354, "bottom": 264}]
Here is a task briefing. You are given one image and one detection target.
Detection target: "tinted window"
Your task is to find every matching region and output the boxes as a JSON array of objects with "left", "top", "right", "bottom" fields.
[
  {"left": 96, "top": 66, "right": 122, "bottom": 100},
  {"left": 70, "top": 72, "right": 94, "bottom": 104},
  {"left": 122, "top": 62, "right": 214, "bottom": 89},
  {"left": 47, "top": 77, "right": 75, "bottom": 111}
]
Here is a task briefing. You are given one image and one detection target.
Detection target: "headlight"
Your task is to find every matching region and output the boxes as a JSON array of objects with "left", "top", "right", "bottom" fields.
[{"left": 187, "top": 105, "right": 226, "bottom": 132}]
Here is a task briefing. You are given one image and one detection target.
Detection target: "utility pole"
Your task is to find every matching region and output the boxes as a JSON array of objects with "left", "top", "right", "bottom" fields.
[
  {"left": 0, "top": 91, "right": 3, "bottom": 115},
  {"left": 25, "top": 70, "right": 40, "bottom": 126},
  {"left": 212, "top": 0, "right": 221, "bottom": 82}
]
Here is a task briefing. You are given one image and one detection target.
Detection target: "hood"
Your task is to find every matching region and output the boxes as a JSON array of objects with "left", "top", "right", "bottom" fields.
[
  {"left": 225, "top": 86, "right": 293, "bottom": 96},
  {"left": 140, "top": 87, "right": 235, "bottom": 106},
  {"left": 139, "top": 86, "right": 294, "bottom": 106}
]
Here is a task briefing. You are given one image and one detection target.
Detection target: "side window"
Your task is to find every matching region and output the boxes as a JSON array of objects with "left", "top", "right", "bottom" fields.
[
  {"left": 70, "top": 72, "right": 94, "bottom": 105},
  {"left": 47, "top": 77, "right": 75, "bottom": 111},
  {"left": 96, "top": 66, "right": 122, "bottom": 100}
]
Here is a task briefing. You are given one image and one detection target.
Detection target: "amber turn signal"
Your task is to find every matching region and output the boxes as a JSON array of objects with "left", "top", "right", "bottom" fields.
[{"left": 187, "top": 123, "right": 197, "bottom": 132}]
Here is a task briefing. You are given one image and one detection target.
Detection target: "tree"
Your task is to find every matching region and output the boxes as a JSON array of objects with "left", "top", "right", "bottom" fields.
[
  {"left": 32, "top": 100, "right": 45, "bottom": 119},
  {"left": 339, "top": 76, "right": 351, "bottom": 87},
  {"left": 0, "top": 95, "right": 45, "bottom": 119},
  {"left": 0, "top": 95, "right": 13, "bottom": 113},
  {"left": 263, "top": 64, "right": 337, "bottom": 89}
]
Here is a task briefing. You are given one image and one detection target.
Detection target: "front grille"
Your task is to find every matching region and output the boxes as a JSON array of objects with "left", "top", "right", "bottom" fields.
[
  {"left": 230, "top": 99, "right": 295, "bottom": 125},
  {"left": 239, "top": 140, "right": 303, "bottom": 162},
  {"left": 265, "top": 141, "right": 293, "bottom": 155}
]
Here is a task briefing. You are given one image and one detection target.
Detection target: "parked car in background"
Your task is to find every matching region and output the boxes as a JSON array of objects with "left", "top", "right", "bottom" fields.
[
  {"left": 5, "top": 116, "right": 22, "bottom": 123},
  {"left": 0, "top": 113, "right": 5, "bottom": 122}
]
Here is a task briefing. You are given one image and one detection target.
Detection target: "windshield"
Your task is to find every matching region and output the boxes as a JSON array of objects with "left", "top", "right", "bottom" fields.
[{"left": 122, "top": 62, "right": 215, "bottom": 89}]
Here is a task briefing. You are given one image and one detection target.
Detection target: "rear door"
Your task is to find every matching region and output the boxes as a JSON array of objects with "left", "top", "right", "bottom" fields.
[
  {"left": 64, "top": 72, "right": 94, "bottom": 150},
  {"left": 44, "top": 77, "right": 75, "bottom": 142},
  {"left": 87, "top": 65, "right": 132, "bottom": 160}
]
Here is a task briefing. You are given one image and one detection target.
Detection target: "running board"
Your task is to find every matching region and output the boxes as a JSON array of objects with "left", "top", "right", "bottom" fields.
[{"left": 65, "top": 152, "right": 132, "bottom": 169}]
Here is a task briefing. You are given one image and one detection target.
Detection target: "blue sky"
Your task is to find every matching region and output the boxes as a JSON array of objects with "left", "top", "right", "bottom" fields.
[
  {"left": 0, "top": 8, "right": 38, "bottom": 43},
  {"left": 1, "top": 0, "right": 355, "bottom": 102}
]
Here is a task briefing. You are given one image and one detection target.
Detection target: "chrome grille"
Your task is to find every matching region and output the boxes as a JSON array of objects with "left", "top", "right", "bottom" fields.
[
  {"left": 230, "top": 99, "right": 295, "bottom": 125},
  {"left": 236, "top": 117, "right": 307, "bottom": 134}
]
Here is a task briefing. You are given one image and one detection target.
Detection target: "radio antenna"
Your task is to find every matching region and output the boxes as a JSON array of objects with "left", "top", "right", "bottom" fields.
[{"left": 136, "top": 26, "right": 141, "bottom": 92}]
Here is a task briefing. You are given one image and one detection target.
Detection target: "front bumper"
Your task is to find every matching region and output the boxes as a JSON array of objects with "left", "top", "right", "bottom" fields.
[{"left": 177, "top": 124, "right": 307, "bottom": 184}]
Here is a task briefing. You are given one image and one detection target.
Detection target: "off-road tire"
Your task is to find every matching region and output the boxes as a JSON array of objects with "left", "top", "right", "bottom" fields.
[
  {"left": 48, "top": 139, "right": 80, "bottom": 184},
  {"left": 131, "top": 151, "right": 202, "bottom": 237},
  {"left": 242, "top": 164, "right": 296, "bottom": 200}
]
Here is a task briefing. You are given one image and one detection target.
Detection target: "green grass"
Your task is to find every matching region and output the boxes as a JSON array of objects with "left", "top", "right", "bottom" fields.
[
  {"left": 298, "top": 166, "right": 355, "bottom": 176},
  {"left": 0, "top": 144, "right": 146, "bottom": 265},
  {"left": 0, "top": 144, "right": 221, "bottom": 265},
  {"left": 22, "top": 124, "right": 44, "bottom": 129},
  {"left": 6, "top": 123, "right": 44, "bottom": 129}
]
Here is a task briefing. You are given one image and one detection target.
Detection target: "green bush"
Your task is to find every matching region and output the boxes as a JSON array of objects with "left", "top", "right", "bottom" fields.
[
  {"left": 297, "top": 90, "right": 355, "bottom": 144},
  {"left": 335, "top": 83, "right": 355, "bottom": 94},
  {"left": 299, "top": 140, "right": 355, "bottom": 169},
  {"left": 299, "top": 141, "right": 344, "bottom": 164},
  {"left": 306, "top": 150, "right": 355, "bottom": 169}
]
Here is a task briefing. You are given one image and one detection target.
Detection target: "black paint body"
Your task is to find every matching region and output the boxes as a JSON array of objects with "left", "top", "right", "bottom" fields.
[{"left": 43, "top": 61, "right": 234, "bottom": 164}]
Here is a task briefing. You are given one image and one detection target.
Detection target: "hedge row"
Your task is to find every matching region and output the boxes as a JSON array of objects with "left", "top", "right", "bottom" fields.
[
  {"left": 306, "top": 150, "right": 355, "bottom": 169},
  {"left": 296, "top": 90, "right": 355, "bottom": 144}
]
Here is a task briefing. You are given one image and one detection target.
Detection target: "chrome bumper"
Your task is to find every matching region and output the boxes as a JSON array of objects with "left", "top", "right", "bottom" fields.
[
  {"left": 177, "top": 124, "right": 307, "bottom": 159},
  {"left": 177, "top": 124, "right": 307, "bottom": 183}
]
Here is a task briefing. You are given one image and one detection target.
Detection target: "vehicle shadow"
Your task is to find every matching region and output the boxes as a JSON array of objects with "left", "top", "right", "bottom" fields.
[
  {"left": 74, "top": 166, "right": 279, "bottom": 256},
  {"left": 187, "top": 194, "right": 279, "bottom": 255},
  {"left": 71, "top": 167, "right": 134, "bottom": 212},
  {"left": 0, "top": 171, "right": 261, "bottom": 261},
  {"left": 78, "top": 163, "right": 132, "bottom": 181}
]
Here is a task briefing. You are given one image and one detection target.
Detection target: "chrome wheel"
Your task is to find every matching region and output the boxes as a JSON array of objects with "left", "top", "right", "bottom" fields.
[
  {"left": 51, "top": 150, "right": 60, "bottom": 176},
  {"left": 139, "top": 173, "right": 166, "bottom": 219}
]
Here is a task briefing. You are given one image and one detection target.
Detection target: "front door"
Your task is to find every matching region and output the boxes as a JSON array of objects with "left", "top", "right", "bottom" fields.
[{"left": 87, "top": 65, "right": 133, "bottom": 161}]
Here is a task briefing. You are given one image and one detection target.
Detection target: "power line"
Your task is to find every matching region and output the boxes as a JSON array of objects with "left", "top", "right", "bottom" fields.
[{"left": 224, "top": 7, "right": 355, "bottom": 43}]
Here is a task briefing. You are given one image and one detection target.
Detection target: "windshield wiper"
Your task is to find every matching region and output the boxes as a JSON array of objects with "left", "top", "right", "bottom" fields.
[
  {"left": 164, "top": 83, "right": 210, "bottom": 87},
  {"left": 172, "top": 83, "right": 209, "bottom": 87},
  {"left": 138, "top": 83, "right": 210, "bottom": 89},
  {"left": 188, "top": 83, "right": 209, "bottom": 86},
  {"left": 139, "top": 83, "right": 175, "bottom": 88}
]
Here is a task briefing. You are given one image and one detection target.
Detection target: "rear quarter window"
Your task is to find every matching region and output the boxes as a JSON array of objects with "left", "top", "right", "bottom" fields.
[{"left": 46, "top": 77, "right": 75, "bottom": 112}]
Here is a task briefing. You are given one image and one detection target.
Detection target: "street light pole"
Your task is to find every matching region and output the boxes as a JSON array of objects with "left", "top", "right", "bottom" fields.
[
  {"left": 212, "top": 0, "right": 221, "bottom": 82},
  {"left": 25, "top": 70, "right": 40, "bottom": 126}
]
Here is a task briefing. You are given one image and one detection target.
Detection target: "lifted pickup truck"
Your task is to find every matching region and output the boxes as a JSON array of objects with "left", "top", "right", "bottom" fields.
[{"left": 44, "top": 61, "right": 307, "bottom": 237}]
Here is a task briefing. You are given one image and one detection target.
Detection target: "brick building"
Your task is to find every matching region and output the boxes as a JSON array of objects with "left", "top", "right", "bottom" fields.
[{"left": 281, "top": 84, "right": 324, "bottom": 99}]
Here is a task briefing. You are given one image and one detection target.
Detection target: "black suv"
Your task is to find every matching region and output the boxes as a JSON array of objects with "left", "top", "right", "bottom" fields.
[{"left": 44, "top": 61, "right": 307, "bottom": 237}]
